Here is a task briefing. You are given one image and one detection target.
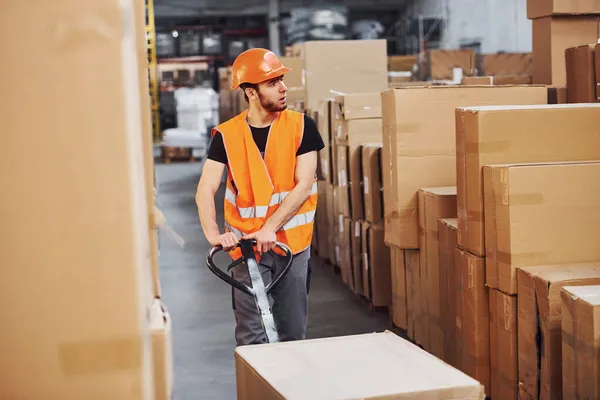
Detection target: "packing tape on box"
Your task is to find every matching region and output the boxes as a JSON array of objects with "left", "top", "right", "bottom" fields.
[
  {"left": 59, "top": 336, "right": 143, "bottom": 375},
  {"left": 464, "top": 141, "right": 511, "bottom": 154}
]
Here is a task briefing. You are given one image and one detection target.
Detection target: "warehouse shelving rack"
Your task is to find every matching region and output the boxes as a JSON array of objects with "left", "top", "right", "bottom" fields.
[{"left": 146, "top": 0, "right": 161, "bottom": 143}]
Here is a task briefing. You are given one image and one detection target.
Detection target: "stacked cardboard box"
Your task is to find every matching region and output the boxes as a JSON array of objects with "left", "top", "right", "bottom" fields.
[
  {"left": 560, "top": 285, "right": 600, "bottom": 399},
  {"left": 278, "top": 56, "right": 305, "bottom": 111},
  {"left": 1, "top": 0, "right": 173, "bottom": 398},
  {"left": 565, "top": 43, "right": 599, "bottom": 103},
  {"left": 218, "top": 67, "right": 246, "bottom": 123},
  {"left": 529, "top": 0, "right": 600, "bottom": 85}
]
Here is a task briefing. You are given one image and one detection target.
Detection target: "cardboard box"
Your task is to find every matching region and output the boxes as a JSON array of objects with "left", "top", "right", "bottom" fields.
[
  {"left": 528, "top": 0, "right": 600, "bottom": 19},
  {"left": 418, "top": 187, "right": 457, "bottom": 356},
  {"left": 316, "top": 181, "right": 330, "bottom": 260},
  {"left": 235, "top": 331, "right": 485, "bottom": 400},
  {"left": 362, "top": 144, "right": 383, "bottom": 224},
  {"left": 279, "top": 56, "right": 304, "bottom": 104},
  {"left": 333, "top": 92, "right": 382, "bottom": 121},
  {"left": 317, "top": 100, "right": 332, "bottom": 183},
  {"left": 547, "top": 85, "right": 568, "bottom": 103},
  {"left": 351, "top": 219, "right": 363, "bottom": 296},
  {"left": 150, "top": 300, "right": 174, "bottom": 400},
  {"left": 381, "top": 85, "right": 547, "bottom": 248},
  {"left": 348, "top": 145, "right": 364, "bottom": 221},
  {"left": 484, "top": 161, "right": 600, "bottom": 294},
  {"left": 561, "top": 285, "right": 600, "bottom": 399},
  {"left": 596, "top": 44, "right": 600, "bottom": 100},
  {"left": 456, "top": 249, "right": 490, "bottom": 396},
  {"left": 461, "top": 75, "right": 532, "bottom": 85},
  {"left": 390, "top": 246, "right": 407, "bottom": 330},
  {"left": 339, "top": 216, "right": 353, "bottom": 288},
  {"left": 405, "top": 249, "right": 421, "bottom": 341},
  {"left": 388, "top": 55, "right": 418, "bottom": 72},
  {"left": 361, "top": 223, "right": 391, "bottom": 307},
  {"left": 532, "top": 16, "right": 600, "bottom": 85},
  {"left": 427, "top": 49, "right": 476, "bottom": 80},
  {"left": 439, "top": 218, "right": 459, "bottom": 368},
  {"left": 489, "top": 289, "right": 518, "bottom": 400},
  {"left": 457, "top": 103, "right": 600, "bottom": 257},
  {"left": 0, "top": 0, "right": 156, "bottom": 398},
  {"left": 336, "top": 118, "right": 383, "bottom": 146},
  {"left": 566, "top": 44, "right": 597, "bottom": 103},
  {"left": 303, "top": 40, "right": 388, "bottom": 112},
  {"left": 481, "top": 53, "right": 532, "bottom": 76},
  {"left": 517, "top": 263, "right": 600, "bottom": 400},
  {"left": 326, "top": 183, "right": 336, "bottom": 264},
  {"left": 336, "top": 146, "right": 351, "bottom": 218}
]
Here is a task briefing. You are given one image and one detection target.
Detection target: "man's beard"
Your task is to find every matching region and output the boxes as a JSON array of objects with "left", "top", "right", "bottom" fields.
[{"left": 258, "top": 91, "right": 287, "bottom": 112}]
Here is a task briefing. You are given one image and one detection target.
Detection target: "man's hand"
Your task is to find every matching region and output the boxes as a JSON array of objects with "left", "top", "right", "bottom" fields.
[
  {"left": 210, "top": 232, "right": 240, "bottom": 252},
  {"left": 243, "top": 228, "right": 276, "bottom": 254}
]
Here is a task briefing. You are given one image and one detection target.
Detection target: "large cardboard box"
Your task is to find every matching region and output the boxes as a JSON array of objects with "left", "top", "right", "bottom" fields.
[
  {"left": 317, "top": 100, "right": 333, "bottom": 183},
  {"left": 489, "top": 289, "right": 518, "bottom": 400},
  {"left": 361, "top": 223, "right": 391, "bottom": 307},
  {"left": 381, "top": 86, "right": 547, "bottom": 249},
  {"left": 336, "top": 118, "right": 383, "bottom": 146},
  {"left": 456, "top": 104, "right": 600, "bottom": 257},
  {"left": 351, "top": 219, "right": 363, "bottom": 296},
  {"left": 316, "top": 182, "right": 330, "bottom": 261},
  {"left": 405, "top": 249, "right": 421, "bottom": 341},
  {"left": 235, "top": 331, "right": 485, "bottom": 400},
  {"left": 390, "top": 246, "right": 407, "bottom": 330},
  {"left": 427, "top": 49, "right": 476, "bottom": 80},
  {"left": 417, "top": 187, "right": 457, "bottom": 356},
  {"left": 333, "top": 92, "right": 382, "bottom": 122},
  {"left": 517, "top": 263, "right": 600, "bottom": 400},
  {"left": 279, "top": 56, "right": 304, "bottom": 104},
  {"left": 150, "top": 300, "right": 174, "bottom": 400},
  {"left": 528, "top": 0, "right": 600, "bottom": 19},
  {"left": 532, "top": 16, "right": 600, "bottom": 85},
  {"left": 561, "top": 285, "right": 600, "bottom": 399},
  {"left": 362, "top": 144, "right": 384, "bottom": 224},
  {"left": 336, "top": 146, "right": 351, "bottom": 218},
  {"left": 566, "top": 44, "right": 597, "bottom": 103},
  {"left": 483, "top": 161, "right": 600, "bottom": 294},
  {"left": 439, "top": 218, "right": 459, "bottom": 368},
  {"left": 303, "top": 40, "right": 388, "bottom": 112},
  {"left": 0, "top": 0, "right": 157, "bottom": 398},
  {"left": 456, "top": 248, "right": 490, "bottom": 395},
  {"left": 348, "top": 145, "right": 364, "bottom": 221},
  {"left": 339, "top": 217, "right": 353, "bottom": 288}
]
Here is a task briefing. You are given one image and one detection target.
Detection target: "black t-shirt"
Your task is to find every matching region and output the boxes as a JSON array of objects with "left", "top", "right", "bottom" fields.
[{"left": 207, "top": 114, "right": 324, "bottom": 164}]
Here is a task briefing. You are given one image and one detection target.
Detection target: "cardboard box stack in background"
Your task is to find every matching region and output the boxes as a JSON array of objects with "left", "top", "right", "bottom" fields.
[
  {"left": 218, "top": 67, "right": 246, "bottom": 122},
  {"left": 529, "top": 0, "right": 600, "bottom": 85},
  {"left": 278, "top": 56, "right": 305, "bottom": 111},
  {"left": 565, "top": 44, "right": 598, "bottom": 103},
  {"left": 560, "top": 285, "right": 600, "bottom": 399}
]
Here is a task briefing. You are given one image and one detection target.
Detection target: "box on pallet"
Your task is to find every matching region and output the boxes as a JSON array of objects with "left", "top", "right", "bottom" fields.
[
  {"left": 438, "top": 218, "right": 459, "bottom": 368},
  {"left": 483, "top": 161, "right": 600, "bottom": 295},
  {"left": 532, "top": 16, "right": 600, "bottom": 85},
  {"left": 381, "top": 85, "right": 546, "bottom": 249},
  {"left": 517, "top": 263, "right": 600, "bottom": 400},
  {"left": 417, "top": 187, "right": 457, "bottom": 356},
  {"left": 456, "top": 103, "right": 600, "bottom": 257},
  {"left": 235, "top": 331, "right": 485, "bottom": 400},
  {"left": 561, "top": 285, "right": 600, "bottom": 399}
]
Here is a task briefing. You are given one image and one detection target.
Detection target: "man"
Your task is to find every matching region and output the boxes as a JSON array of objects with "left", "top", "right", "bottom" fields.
[{"left": 196, "top": 48, "right": 324, "bottom": 346}]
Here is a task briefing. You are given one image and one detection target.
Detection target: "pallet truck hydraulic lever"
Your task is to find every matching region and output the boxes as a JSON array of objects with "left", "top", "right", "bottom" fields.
[{"left": 206, "top": 239, "right": 293, "bottom": 344}]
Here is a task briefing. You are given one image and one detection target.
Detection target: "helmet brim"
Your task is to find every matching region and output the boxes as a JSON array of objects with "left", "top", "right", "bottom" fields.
[{"left": 231, "top": 66, "right": 292, "bottom": 90}]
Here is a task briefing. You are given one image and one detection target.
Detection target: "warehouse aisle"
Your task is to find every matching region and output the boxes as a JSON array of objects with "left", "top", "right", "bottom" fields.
[{"left": 156, "top": 161, "right": 394, "bottom": 400}]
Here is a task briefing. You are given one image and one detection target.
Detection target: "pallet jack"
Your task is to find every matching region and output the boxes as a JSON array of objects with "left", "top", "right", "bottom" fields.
[{"left": 206, "top": 239, "right": 293, "bottom": 344}]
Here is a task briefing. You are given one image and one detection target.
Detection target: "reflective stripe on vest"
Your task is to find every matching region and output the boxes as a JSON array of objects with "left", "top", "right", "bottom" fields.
[{"left": 225, "top": 181, "right": 317, "bottom": 221}]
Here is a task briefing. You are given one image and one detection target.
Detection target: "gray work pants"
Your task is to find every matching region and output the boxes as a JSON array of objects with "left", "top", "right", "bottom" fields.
[{"left": 231, "top": 247, "right": 311, "bottom": 346}]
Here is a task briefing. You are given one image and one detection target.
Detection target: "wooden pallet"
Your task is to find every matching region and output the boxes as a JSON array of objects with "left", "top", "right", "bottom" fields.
[{"left": 161, "top": 146, "right": 198, "bottom": 164}]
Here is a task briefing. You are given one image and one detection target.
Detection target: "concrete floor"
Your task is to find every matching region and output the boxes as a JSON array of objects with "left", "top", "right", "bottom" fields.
[{"left": 156, "top": 161, "right": 396, "bottom": 400}]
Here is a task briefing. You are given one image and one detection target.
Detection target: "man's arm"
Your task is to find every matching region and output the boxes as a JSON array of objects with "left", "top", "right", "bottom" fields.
[
  {"left": 196, "top": 159, "right": 239, "bottom": 250},
  {"left": 243, "top": 150, "right": 317, "bottom": 253}
]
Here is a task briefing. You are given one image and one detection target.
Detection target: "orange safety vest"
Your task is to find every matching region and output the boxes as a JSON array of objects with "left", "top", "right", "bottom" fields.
[{"left": 212, "top": 108, "right": 318, "bottom": 260}]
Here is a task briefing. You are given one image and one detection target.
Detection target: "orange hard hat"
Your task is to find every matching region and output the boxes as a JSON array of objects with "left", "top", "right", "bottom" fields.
[{"left": 231, "top": 48, "right": 292, "bottom": 90}]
